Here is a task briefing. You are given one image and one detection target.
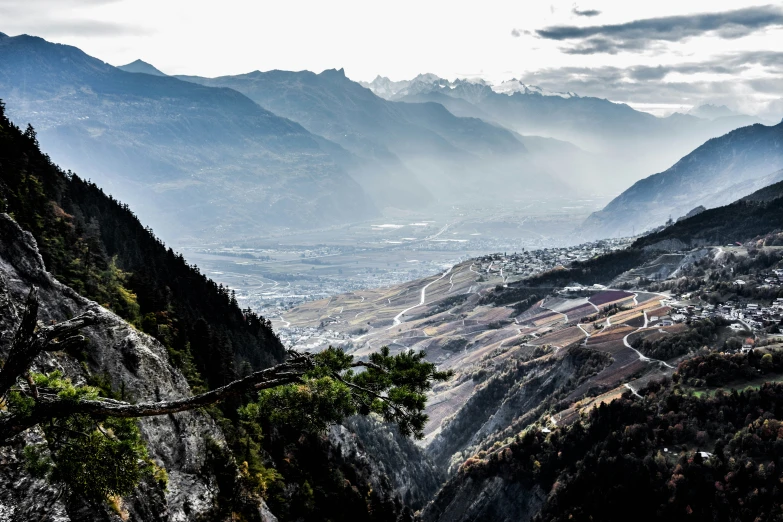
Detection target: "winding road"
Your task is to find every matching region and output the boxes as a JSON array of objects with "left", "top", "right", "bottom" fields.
[
  {"left": 624, "top": 383, "right": 642, "bottom": 398},
  {"left": 388, "top": 266, "right": 453, "bottom": 329},
  {"left": 622, "top": 311, "right": 675, "bottom": 369}
]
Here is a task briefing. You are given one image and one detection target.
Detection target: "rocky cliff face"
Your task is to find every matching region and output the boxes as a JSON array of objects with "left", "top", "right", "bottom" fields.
[
  {"left": 0, "top": 213, "right": 241, "bottom": 520},
  {"left": 426, "top": 352, "right": 584, "bottom": 475},
  {"left": 0, "top": 212, "right": 434, "bottom": 521},
  {"left": 343, "top": 417, "right": 444, "bottom": 511}
]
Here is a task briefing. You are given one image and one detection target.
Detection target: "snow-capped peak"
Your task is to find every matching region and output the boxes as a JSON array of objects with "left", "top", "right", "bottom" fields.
[{"left": 491, "top": 79, "right": 577, "bottom": 98}]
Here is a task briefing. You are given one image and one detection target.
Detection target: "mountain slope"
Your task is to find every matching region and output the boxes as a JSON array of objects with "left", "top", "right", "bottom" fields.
[
  {"left": 0, "top": 212, "right": 229, "bottom": 520},
  {"left": 177, "top": 68, "right": 579, "bottom": 203},
  {"left": 0, "top": 99, "right": 285, "bottom": 387},
  {"left": 0, "top": 33, "right": 376, "bottom": 242},
  {"left": 422, "top": 369, "right": 783, "bottom": 522},
  {"left": 0, "top": 98, "right": 442, "bottom": 521},
  {"left": 582, "top": 121, "right": 783, "bottom": 239},
  {"left": 631, "top": 175, "right": 783, "bottom": 249}
]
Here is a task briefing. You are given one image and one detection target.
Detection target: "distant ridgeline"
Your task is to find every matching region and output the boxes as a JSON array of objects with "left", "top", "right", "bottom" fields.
[{"left": 0, "top": 100, "right": 284, "bottom": 389}]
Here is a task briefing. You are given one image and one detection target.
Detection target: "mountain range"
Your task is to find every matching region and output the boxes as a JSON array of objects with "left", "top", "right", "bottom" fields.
[
  {"left": 363, "top": 74, "right": 768, "bottom": 193},
  {"left": 0, "top": 34, "right": 595, "bottom": 242},
  {"left": 0, "top": 33, "right": 376, "bottom": 242},
  {"left": 3, "top": 31, "right": 773, "bottom": 246},
  {"left": 175, "top": 68, "right": 585, "bottom": 206}
]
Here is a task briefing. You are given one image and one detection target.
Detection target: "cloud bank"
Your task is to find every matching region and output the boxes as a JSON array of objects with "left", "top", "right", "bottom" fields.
[
  {"left": 537, "top": 5, "right": 783, "bottom": 54},
  {"left": 516, "top": 50, "right": 783, "bottom": 117}
]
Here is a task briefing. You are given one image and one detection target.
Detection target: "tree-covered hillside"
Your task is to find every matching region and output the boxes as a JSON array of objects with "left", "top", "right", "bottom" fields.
[
  {"left": 424, "top": 350, "right": 783, "bottom": 522},
  {"left": 0, "top": 99, "right": 284, "bottom": 389}
]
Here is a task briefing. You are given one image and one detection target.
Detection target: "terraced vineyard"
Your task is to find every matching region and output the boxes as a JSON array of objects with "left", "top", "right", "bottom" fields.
[{"left": 277, "top": 258, "right": 690, "bottom": 461}]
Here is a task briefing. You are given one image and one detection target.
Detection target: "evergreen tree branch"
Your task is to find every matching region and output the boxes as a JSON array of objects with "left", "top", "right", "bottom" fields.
[{"left": 0, "top": 289, "right": 445, "bottom": 445}]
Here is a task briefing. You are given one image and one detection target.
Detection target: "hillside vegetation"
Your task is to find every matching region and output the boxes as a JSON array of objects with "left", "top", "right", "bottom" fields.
[
  {"left": 425, "top": 363, "right": 783, "bottom": 522},
  {"left": 0, "top": 100, "right": 284, "bottom": 388}
]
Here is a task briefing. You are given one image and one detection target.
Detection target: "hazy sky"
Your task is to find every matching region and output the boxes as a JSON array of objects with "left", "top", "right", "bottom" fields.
[{"left": 3, "top": 0, "right": 783, "bottom": 116}]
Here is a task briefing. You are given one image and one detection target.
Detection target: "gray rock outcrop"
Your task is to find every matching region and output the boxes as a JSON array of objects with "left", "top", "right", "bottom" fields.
[{"left": 0, "top": 213, "right": 226, "bottom": 520}]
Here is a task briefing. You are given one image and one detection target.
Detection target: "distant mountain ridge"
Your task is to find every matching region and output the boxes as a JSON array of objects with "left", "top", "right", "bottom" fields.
[
  {"left": 687, "top": 103, "right": 739, "bottom": 120},
  {"left": 177, "top": 68, "right": 582, "bottom": 204},
  {"left": 581, "top": 121, "right": 783, "bottom": 239},
  {"left": 360, "top": 74, "right": 576, "bottom": 100},
  {"left": 361, "top": 73, "right": 767, "bottom": 192},
  {"left": 626, "top": 173, "right": 783, "bottom": 249},
  {"left": 0, "top": 33, "right": 376, "bottom": 242}
]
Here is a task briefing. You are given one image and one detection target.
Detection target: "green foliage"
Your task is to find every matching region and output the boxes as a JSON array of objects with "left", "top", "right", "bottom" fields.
[
  {"left": 352, "top": 347, "right": 452, "bottom": 438},
  {"left": 201, "top": 346, "right": 451, "bottom": 519},
  {"left": 256, "top": 377, "right": 355, "bottom": 435},
  {"left": 239, "top": 460, "right": 284, "bottom": 498},
  {"left": 14, "top": 372, "right": 152, "bottom": 501},
  {"left": 50, "top": 416, "right": 152, "bottom": 501},
  {"left": 33, "top": 370, "right": 100, "bottom": 401},
  {"left": 253, "top": 347, "right": 451, "bottom": 439},
  {"left": 23, "top": 444, "right": 53, "bottom": 478},
  {"left": 677, "top": 349, "right": 783, "bottom": 387},
  {"left": 152, "top": 463, "right": 169, "bottom": 491},
  {"left": 187, "top": 346, "right": 450, "bottom": 520},
  {"left": 6, "top": 391, "right": 35, "bottom": 417}
]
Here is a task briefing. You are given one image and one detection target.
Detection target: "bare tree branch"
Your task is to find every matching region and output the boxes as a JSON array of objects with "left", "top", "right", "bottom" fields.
[
  {"left": 0, "top": 288, "right": 99, "bottom": 398},
  {"left": 349, "top": 360, "right": 384, "bottom": 371},
  {"left": 0, "top": 289, "right": 424, "bottom": 445}
]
